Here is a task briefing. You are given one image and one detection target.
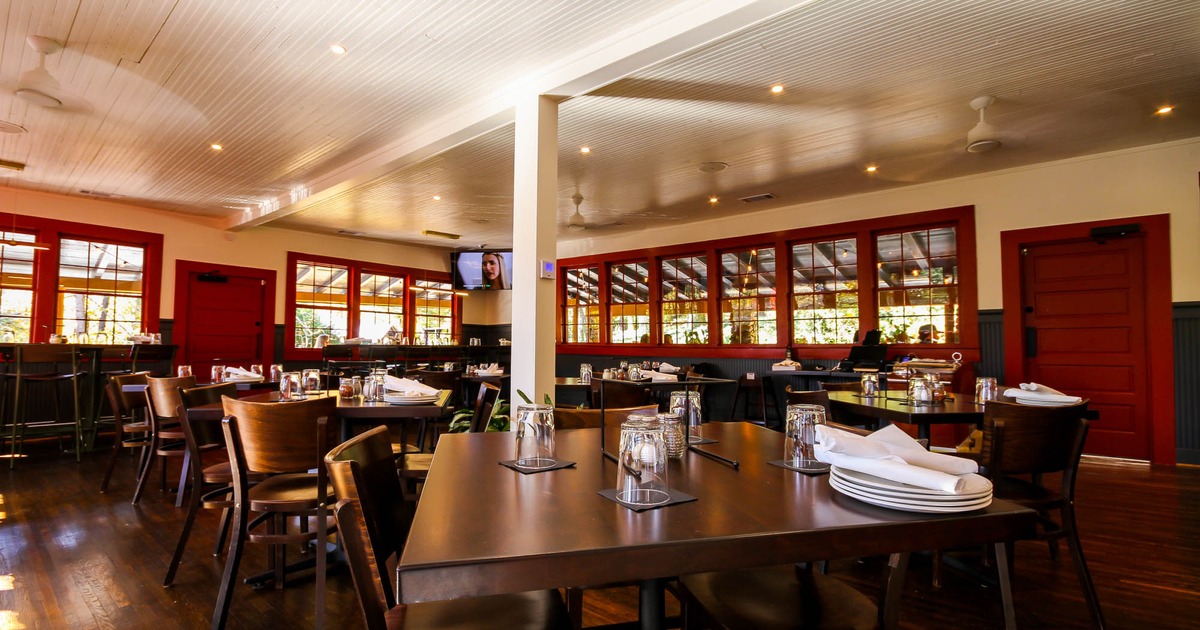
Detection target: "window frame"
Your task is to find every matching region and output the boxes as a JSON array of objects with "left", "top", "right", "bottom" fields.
[
  {"left": 556, "top": 206, "right": 977, "bottom": 361},
  {"left": 1, "top": 212, "right": 163, "bottom": 343},
  {"left": 283, "top": 251, "right": 457, "bottom": 361},
  {"left": 562, "top": 264, "right": 604, "bottom": 344}
]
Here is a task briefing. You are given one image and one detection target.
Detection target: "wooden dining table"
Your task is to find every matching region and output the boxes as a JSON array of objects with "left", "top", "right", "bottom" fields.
[
  {"left": 827, "top": 390, "right": 986, "bottom": 440},
  {"left": 397, "top": 422, "right": 1037, "bottom": 630}
]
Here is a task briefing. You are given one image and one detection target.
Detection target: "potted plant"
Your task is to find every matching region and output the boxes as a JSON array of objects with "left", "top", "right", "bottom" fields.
[{"left": 447, "top": 399, "right": 510, "bottom": 433}]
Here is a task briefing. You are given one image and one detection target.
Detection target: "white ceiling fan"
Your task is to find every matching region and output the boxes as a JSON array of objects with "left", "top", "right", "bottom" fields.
[
  {"left": 965, "top": 95, "right": 1020, "bottom": 153},
  {"left": 568, "top": 192, "right": 588, "bottom": 231},
  {"left": 13, "top": 34, "right": 90, "bottom": 113}
]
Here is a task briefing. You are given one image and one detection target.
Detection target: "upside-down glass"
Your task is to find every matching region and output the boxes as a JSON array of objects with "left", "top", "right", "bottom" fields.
[
  {"left": 279, "top": 372, "right": 304, "bottom": 400},
  {"left": 860, "top": 373, "right": 879, "bottom": 397},
  {"left": 975, "top": 377, "right": 999, "bottom": 403},
  {"left": 616, "top": 416, "right": 669, "bottom": 506},
  {"left": 579, "top": 363, "right": 592, "bottom": 384},
  {"left": 176, "top": 365, "right": 192, "bottom": 378},
  {"left": 302, "top": 368, "right": 322, "bottom": 393},
  {"left": 270, "top": 364, "right": 284, "bottom": 382},
  {"left": 514, "top": 404, "right": 556, "bottom": 469},
  {"left": 250, "top": 364, "right": 264, "bottom": 377},
  {"left": 669, "top": 390, "right": 703, "bottom": 443},
  {"left": 211, "top": 365, "right": 225, "bottom": 384},
  {"left": 785, "top": 404, "right": 827, "bottom": 468}
]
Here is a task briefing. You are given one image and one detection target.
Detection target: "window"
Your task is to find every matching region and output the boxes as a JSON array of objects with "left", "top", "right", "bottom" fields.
[
  {"left": 876, "top": 226, "right": 959, "bottom": 344},
  {"left": 792, "top": 238, "right": 858, "bottom": 344},
  {"left": 413, "top": 280, "right": 455, "bottom": 344},
  {"left": 721, "top": 247, "right": 776, "bottom": 345},
  {"left": 0, "top": 232, "right": 37, "bottom": 342},
  {"left": 660, "top": 255, "right": 708, "bottom": 344},
  {"left": 359, "top": 272, "right": 405, "bottom": 341},
  {"left": 563, "top": 266, "right": 601, "bottom": 343},
  {"left": 293, "top": 260, "right": 350, "bottom": 348},
  {"left": 57, "top": 238, "right": 146, "bottom": 341},
  {"left": 609, "top": 261, "right": 650, "bottom": 344}
]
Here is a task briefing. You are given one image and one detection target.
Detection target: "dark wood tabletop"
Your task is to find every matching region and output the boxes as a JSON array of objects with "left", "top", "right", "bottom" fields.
[
  {"left": 827, "top": 390, "right": 984, "bottom": 439},
  {"left": 398, "top": 422, "right": 1036, "bottom": 628}
]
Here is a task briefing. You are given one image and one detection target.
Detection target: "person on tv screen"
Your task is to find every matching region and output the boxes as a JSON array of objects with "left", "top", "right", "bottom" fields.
[{"left": 481, "top": 251, "right": 510, "bottom": 289}]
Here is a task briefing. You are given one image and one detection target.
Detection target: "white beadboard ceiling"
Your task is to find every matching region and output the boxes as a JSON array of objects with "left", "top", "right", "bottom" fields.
[{"left": 1, "top": 0, "right": 1198, "bottom": 248}]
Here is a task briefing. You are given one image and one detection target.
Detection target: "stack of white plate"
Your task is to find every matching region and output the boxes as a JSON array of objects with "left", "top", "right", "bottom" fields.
[
  {"left": 384, "top": 393, "right": 440, "bottom": 405},
  {"left": 1010, "top": 395, "right": 1077, "bottom": 407},
  {"left": 829, "top": 466, "right": 992, "bottom": 513}
]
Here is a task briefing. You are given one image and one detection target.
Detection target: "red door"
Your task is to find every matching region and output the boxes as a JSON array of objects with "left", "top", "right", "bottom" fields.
[
  {"left": 182, "top": 274, "right": 267, "bottom": 379},
  {"left": 1021, "top": 236, "right": 1149, "bottom": 459}
]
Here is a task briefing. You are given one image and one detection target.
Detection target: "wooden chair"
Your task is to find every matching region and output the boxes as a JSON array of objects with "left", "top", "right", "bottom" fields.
[
  {"left": 98, "top": 371, "right": 152, "bottom": 493},
  {"left": 552, "top": 404, "right": 658, "bottom": 430},
  {"left": 162, "top": 382, "right": 240, "bottom": 587},
  {"left": 976, "top": 400, "right": 1105, "bottom": 628},
  {"left": 325, "top": 425, "right": 571, "bottom": 630},
  {"left": 398, "top": 382, "right": 499, "bottom": 504},
  {"left": 214, "top": 394, "right": 338, "bottom": 629},
  {"left": 786, "top": 387, "right": 876, "bottom": 429},
  {"left": 595, "top": 379, "right": 651, "bottom": 408},
  {"left": 414, "top": 367, "right": 463, "bottom": 406},
  {"left": 132, "top": 375, "right": 196, "bottom": 505}
]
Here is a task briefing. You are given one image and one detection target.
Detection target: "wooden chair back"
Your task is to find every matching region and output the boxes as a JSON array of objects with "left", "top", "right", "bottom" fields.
[
  {"left": 980, "top": 401, "right": 1091, "bottom": 478},
  {"left": 221, "top": 394, "right": 337, "bottom": 474},
  {"left": 145, "top": 375, "right": 196, "bottom": 419},
  {"left": 322, "top": 345, "right": 354, "bottom": 360},
  {"left": 469, "top": 382, "right": 502, "bottom": 433},
  {"left": 596, "top": 379, "right": 650, "bottom": 407},
  {"left": 326, "top": 425, "right": 411, "bottom": 619},
  {"left": 332, "top": 498, "right": 393, "bottom": 630},
  {"left": 553, "top": 405, "right": 659, "bottom": 430},
  {"left": 179, "top": 382, "right": 238, "bottom": 451},
  {"left": 110, "top": 371, "right": 152, "bottom": 415},
  {"left": 415, "top": 368, "right": 462, "bottom": 392}
]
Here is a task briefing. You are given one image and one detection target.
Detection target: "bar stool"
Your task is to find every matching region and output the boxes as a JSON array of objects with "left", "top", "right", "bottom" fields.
[
  {"left": 5, "top": 345, "right": 87, "bottom": 468},
  {"left": 730, "top": 372, "right": 778, "bottom": 427}
]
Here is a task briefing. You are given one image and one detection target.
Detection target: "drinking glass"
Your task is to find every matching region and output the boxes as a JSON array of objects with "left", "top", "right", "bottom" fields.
[
  {"left": 975, "top": 377, "right": 999, "bottom": 403},
  {"left": 579, "top": 363, "right": 592, "bottom": 384},
  {"left": 176, "top": 365, "right": 192, "bottom": 378},
  {"left": 151, "top": 332, "right": 162, "bottom": 344},
  {"left": 250, "top": 364, "right": 264, "bottom": 377},
  {"left": 616, "top": 416, "right": 669, "bottom": 506},
  {"left": 860, "top": 373, "right": 879, "bottom": 397},
  {"left": 785, "top": 404, "right": 827, "bottom": 468},
  {"left": 211, "top": 365, "right": 225, "bottom": 383},
  {"left": 302, "top": 368, "right": 322, "bottom": 393},
  {"left": 514, "top": 404, "right": 556, "bottom": 469},
  {"left": 270, "top": 364, "right": 284, "bottom": 382},
  {"left": 669, "top": 390, "right": 703, "bottom": 443},
  {"left": 279, "top": 372, "right": 304, "bottom": 400}
]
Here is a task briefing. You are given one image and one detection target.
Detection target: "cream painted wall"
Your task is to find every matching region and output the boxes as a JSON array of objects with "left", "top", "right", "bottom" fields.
[
  {"left": 557, "top": 138, "right": 1200, "bottom": 309},
  {"left": 6, "top": 186, "right": 451, "bottom": 322}
]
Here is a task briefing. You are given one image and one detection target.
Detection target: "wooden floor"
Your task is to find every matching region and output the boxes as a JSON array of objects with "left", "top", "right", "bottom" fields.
[{"left": 1, "top": 439, "right": 1197, "bottom": 629}]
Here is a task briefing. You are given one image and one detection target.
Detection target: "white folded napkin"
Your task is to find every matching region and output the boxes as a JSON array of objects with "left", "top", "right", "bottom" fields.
[
  {"left": 658, "top": 362, "right": 680, "bottom": 373},
  {"left": 816, "top": 425, "right": 978, "bottom": 475},
  {"left": 225, "top": 366, "right": 260, "bottom": 379},
  {"left": 1003, "top": 383, "right": 1082, "bottom": 405},
  {"left": 384, "top": 376, "right": 439, "bottom": 395},
  {"left": 817, "top": 450, "right": 967, "bottom": 493},
  {"left": 647, "top": 372, "right": 678, "bottom": 382}
]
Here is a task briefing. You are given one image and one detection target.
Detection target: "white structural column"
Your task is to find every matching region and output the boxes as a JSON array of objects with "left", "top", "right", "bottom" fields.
[{"left": 510, "top": 94, "right": 559, "bottom": 406}]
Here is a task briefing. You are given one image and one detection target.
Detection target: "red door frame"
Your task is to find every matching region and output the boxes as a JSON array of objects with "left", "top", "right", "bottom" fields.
[
  {"left": 172, "top": 260, "right": 277, "bottom": 370},
  {"left": 1000, "top": 214, "right": 1175, "bottom": 464}
]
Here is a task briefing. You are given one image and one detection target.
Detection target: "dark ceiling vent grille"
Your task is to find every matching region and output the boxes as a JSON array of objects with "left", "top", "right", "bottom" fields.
[{"left": 739, "top": 193, "right": 775, "bottom": 203}]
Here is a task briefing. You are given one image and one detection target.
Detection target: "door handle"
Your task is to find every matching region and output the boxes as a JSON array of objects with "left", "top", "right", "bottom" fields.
[{"left": 1024, "top": 327, "right": 1037, "bottom": 357}]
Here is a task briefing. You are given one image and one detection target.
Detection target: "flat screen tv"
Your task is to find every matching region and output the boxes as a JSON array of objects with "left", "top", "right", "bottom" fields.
[{"left": 452, "top": 251, "right": 513, "bottom": 290}]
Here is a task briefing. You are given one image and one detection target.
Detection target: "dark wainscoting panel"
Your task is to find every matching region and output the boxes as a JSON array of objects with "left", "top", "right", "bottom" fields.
[
  {"left": 1175, "top": 302, "right": 1200, "bottom": 465},
  {"left": 977, "top": 310, "right": 1004, "bottom": 379},
  {"left": 462, "top": 324, "right": 512, "bottom": 346}
]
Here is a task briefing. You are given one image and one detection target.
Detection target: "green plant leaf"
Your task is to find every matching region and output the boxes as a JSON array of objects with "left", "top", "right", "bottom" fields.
[
  {"left": 516, "top": 389, "right": 533, "bottom": 404},
  {"left": 543, "top": 393, "right": 553, "bottom": 405}
]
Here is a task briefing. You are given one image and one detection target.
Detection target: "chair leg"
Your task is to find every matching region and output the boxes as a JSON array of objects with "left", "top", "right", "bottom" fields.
[
  {"left": 1062, "top": 505, "right": 1106, "bottom": 629},
  {"left": 213, "top": 507, "right": 233, "bottom": 556},
  {"left": 132, "top": 436, "right": 158, "bottom": 505},
  {"left": 315, "top": 504, "right": 327, "bottom": 630},
  {"left": 565, "top": 587, "right": 584, "bottom": 630},
  {"left": 164, "top": 479, "right": 204, "bottom": 586},
  {"left": 175, "top": 450, "right": 192, "bottom": 508},
  {"left": 99, "top": 435, "right": 123, "bottom": 493},
  {"left": 212, "top": 491, "right": 248, "bottom": 630}
]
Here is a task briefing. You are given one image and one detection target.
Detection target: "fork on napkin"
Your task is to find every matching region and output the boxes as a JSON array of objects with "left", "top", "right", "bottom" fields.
[{"left": 815, "top": 425, "right": 978, "bottom": 494}]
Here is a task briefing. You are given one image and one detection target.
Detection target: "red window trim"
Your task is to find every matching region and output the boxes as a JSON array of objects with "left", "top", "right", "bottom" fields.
[
  {"left": 284, "top": 251, "right": 456, "bottom": 361},
  {"left": 2, "top": 212, "right": 163, "bottom": 343},
  {"left": 558, "top": 206, "right": 978, "bottom": 362}
]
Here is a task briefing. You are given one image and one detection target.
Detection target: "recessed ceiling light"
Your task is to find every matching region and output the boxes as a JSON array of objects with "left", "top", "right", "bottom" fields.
[
  {"left": 865, "top": 165, "right": 877, "bottom": 173},
  {"left": 708, "top": 196, "right": 719, "bottom": 204},
  {"left": 1156, "top": 105, "right": 1174, "bottom": 115},
  {"left": 580, "top": 146, "right": 591, "bottom": 154},
  {"left": 330, "top": 44, "right": 347, "bottom": 55},
  {"left": 432, "top": 195, "right": 442, "bottom": 201},
  {"left": 210, "top": 144, "right": 223, "bottom": 151},
  {"left": 771, "top": 85, "right": 784, "bottom": 94},
  {"left": 698, "top": 161, "right": 728, "bottom": 173}
]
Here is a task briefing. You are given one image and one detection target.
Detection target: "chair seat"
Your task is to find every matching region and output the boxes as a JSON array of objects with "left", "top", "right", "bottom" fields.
[
  {"left": 247, "top": 473, "right": 331, "bottom": 509},
  {"left": 400, "top": 453, "right": 434, "bottom": 476},
  {"left": 679, "top": 564, "right": 878, "bottom": 630},
  {"left": 390, "top": 442, "right": 423, "bottom": 456},
  {"left": 200, "top": 461, "right": 270, "bottom": 484},
  {"left": 386, "top": 590, "right": 571, "bottom": 630},
  {"left": 121, "top": 421, "right": 152, "bottom": 434}
]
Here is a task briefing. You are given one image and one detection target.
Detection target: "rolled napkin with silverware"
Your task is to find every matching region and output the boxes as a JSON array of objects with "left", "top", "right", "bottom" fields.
[
  {"left": 383, "top": 375, "right": 439, "bottom": 395},
  {"left": 814, "top": 425, "right": 975, "bottom": 493}
]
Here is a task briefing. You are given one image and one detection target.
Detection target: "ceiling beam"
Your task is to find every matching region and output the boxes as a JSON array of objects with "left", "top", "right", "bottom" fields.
[{"left": 224, "top": 0, "right": 809, "bottom": 231}]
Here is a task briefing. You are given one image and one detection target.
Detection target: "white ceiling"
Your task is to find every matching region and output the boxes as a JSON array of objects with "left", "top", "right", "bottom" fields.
[{"left": 2, "top": 0, "right": 1198, "bottom": 248}]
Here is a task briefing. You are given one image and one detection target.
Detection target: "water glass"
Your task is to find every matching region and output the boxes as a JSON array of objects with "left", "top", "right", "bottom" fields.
[
  {"left": 270, "top": 364, "right": 284, "bottom": 382},
  {"left": 302, "top": 368, "right": 322, "bottom": 392},
  {"left": 250, "top": 364, "right": 264, "bottom": 377},
  {"left": 860, "top": 373, "right": 879, "bottom": 397},
  {"left": 176, "top": 365, "right": 192, "bottom": 378},
  {"left": 514, "top": 404, "right": 556, "bottom": 469},
  {"left": 151, "top": 332, "right": 162, "bottom": 344},
  {"left": 785, "top": 404, "right": 827, "bottom": 467},
  {"left": 975, "top": 377, "right": 999, "bottom": 402},
  {"left": 211, "top": 364, "right": 225, "bottom": 383},
  {"left": 579, "top": 363, "right": 592, "bottom": 384},
  {"left": 669, "top": 390, "right": 703, "bottom": 443},
  {"left": 616, "top": 416, "right": 669, "bottom": 506},
  {"left": 279, "top": 372, "right": 304, "bottom": 400}
]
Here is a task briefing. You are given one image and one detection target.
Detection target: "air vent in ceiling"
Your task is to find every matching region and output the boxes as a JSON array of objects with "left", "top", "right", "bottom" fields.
[
  {"left": 739, "top": 193, "right": 775, "bottom": 203},
  {"left": 336, "top": 229, "right": 364, "bottom": 236},
  {"left": 79, "top": 189, "right": 115, "bottom": 197}
]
